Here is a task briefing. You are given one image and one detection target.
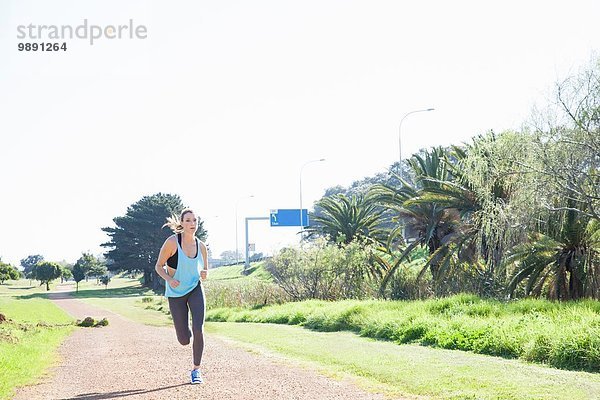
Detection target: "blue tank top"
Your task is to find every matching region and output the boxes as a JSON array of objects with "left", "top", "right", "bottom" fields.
[{"left": 164, "top": 237, "right": 204, "bottom": 298}]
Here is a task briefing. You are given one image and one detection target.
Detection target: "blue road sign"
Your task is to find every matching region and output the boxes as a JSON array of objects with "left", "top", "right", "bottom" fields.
[{"left": 270, "top": 209, "right": 309, "bottom": 227}]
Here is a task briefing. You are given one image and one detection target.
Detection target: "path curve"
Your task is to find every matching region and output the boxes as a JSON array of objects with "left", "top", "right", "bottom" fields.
[{"left": 12, "top": 287, "right": 389, "bottom": 400}]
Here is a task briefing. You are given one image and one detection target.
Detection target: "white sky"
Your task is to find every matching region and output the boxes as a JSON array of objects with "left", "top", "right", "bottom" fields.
[{"left": 1, "top": 0, "right": 599, "bottom": 266}]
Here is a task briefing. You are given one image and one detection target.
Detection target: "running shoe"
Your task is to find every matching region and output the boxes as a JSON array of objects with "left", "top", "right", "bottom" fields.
[{"left": 190, "top": 369, "right": 203, "bottom": 384}]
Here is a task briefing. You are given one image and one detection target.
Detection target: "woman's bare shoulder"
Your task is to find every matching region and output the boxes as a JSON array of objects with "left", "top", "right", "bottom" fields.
[
  {"left": 198, "top": 240, "right": 208, "bottom": 252},
  {"left": 163, "top": 234, "right": 178, "bottom": 247}
]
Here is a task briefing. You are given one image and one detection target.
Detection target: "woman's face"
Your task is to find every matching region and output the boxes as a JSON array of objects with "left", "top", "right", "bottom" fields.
[{"left": 181, "top": 212, "right": 198, "bottom": 234}]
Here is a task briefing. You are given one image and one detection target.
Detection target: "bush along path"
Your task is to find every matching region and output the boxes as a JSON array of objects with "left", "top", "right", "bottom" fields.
[{"left": 12, "top": 287, "right": 389, "bottom": 400}]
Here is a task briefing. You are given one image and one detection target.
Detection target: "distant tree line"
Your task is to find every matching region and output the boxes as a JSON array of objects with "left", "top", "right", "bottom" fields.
[{"left": 5, "top": 253, "right": 109, "bottom": 291}]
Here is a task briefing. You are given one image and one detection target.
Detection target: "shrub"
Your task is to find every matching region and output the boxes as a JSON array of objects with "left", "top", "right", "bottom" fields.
[
  {"left": 385, "top": 262, "right": 431, "bottom": 300},
  {"left": 77, "top": 317, "right": 96, "bottom": 327},
  {"left": 204, "top": 279, "right": 288, "bottom": 309},
  {"left": 77, "top": 317, "right": 109, "bottom": 327},
  {"left": 265, "top": 238, "right": 377, "bottom": 301}
]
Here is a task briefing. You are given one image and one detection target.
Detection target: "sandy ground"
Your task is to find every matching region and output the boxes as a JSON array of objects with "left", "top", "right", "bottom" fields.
[{"left": 11, "top": 287, "right": 392, "bottom": 400}]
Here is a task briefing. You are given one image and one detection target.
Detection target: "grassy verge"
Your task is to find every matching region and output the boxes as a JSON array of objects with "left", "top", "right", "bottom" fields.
[
  {"left": 0, "top": 285, "right": 75, "bottom": 400},
  {"left": 68, "top": 278, "right": 173, "bottom": 327},
  {"left": 207, "top": 293, "right": 600, "bottom": 372},
  {"left": 209, "top": 262, "right": 273, "bottom": 281},
  {"left": 207, "top": 321, "right": 600, "bottom": 400},
  {"left": 0, "top": 278, "right": 58, "bottom": 297},
  {"left": 65, "top": 264, "right": 282, "bottom": 325}
]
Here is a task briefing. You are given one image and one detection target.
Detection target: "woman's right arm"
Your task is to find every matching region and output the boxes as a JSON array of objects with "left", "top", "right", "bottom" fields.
[{"left": 154, "top": 237, "right": 179, "bottom": 288}]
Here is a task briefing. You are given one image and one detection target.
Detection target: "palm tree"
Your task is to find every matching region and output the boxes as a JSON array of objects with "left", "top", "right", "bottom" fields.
[
  {"left": 506, "top": 203, "right": 600, "bottom": 300},
  {"left": 306, "top": 193, "right": 387, "bottom": 246},
  {"left": 371, "top": 147, "right": 465, "bottom": 294},
  {"left": 413, "top": 139, "right": 514, "bottom": 292}
]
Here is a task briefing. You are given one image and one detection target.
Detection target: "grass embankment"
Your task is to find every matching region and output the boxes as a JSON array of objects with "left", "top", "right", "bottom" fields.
[
  {"left": 208, "top": 263, "right": 272, "bottom": 280},
  {"left": 207, "top": 293, "right": 600, "bottom": 372},
  {"left": 0, "top": 280, "right": 75, "bottom": 400},
  {"left": 207, "top": 321, "right": 600, "bottom": 400}
]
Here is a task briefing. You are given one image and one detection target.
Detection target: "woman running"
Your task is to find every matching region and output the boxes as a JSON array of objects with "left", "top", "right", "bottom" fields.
[{"left": 154, "top": 209, "right": 208, "bottom": 384}]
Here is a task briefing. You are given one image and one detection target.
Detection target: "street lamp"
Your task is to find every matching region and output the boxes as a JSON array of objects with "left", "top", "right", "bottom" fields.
[
  {"left": 299, "top": 158, "right": 326, "bottom": 240},
  {"left": 235, "top": 195, "right": 254, "bottom": 264},
  {"left": 398, "top": 108, "right": 435, "bottom": 180}
]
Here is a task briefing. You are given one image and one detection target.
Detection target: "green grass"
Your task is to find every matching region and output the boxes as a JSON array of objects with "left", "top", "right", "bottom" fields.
[
  {"left": 0, "top": 294, "right": 75, "bottom": 400},
  {"left": 207, "top": 322, "right": 600, "bottom": 400},
  {"left": 1, "top": 276, "right": 172, "bottom": 327},
  {"left": 0, "top": 278, "right": 58, "bottom": 297},
  {"left": 208, "top": 262, "right": 272, "bottom": 281},
  {"left": 206, "top": 293, "right": 600, "bottom": 372},
  {"left": 69, "top": 278, "right": 173, "bottom": 327}
]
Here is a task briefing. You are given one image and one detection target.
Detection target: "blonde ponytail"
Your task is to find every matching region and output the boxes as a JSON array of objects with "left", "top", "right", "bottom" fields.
[{"left": 163, "top": 208, "right": 194, "bottom": 233}]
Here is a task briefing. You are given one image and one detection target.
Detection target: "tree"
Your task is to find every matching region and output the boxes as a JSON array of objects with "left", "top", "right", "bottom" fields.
[
  {"left": 422, "top": 132, "right": 533, "bottom": 294},
  {"left": 101, "top": 193, "right": 207, "bottom": 290},
  {"left": 316, "top": 170, "right": 404, "bottom": 235},
  {"left": 33, "top": 261, "right": 62, "bottom": 291},
  {"left": 88, "top": 263, "right": 108, "bottom": 284},
  {"left": 60, "top": 267, "right": 73, "bottom": 282},
  {"left": 506, "top": 203, "right": 600, "bottom": 300},
  {"left": 72, "top": 262, "right": 86, "bottom": 293},
  {"left": 219, "top": 250, "right": 237, "bottom": 265},
  {"left": 528, "top": 57, "right": 600, "bottom": 221},
  {"left": 73, "top": 252, "right": 102, "bottom": 282},
  {"left": 306, "top": 193, "right": 386, "bottom": 246},
  {"left": 100, "top": 275, "right": 111, "bottom": 289},
  {"left": 20, "top": 254, "right": 44, "bottom": 282},
  {"left": 371, "top": 147, "right": 463, "bottom": 295},
  {"left": 0, "top": 262, "right": 20, "bottom": 284},
  {"left": 249, "top": 252, "right": 265, "bottom": 262}
]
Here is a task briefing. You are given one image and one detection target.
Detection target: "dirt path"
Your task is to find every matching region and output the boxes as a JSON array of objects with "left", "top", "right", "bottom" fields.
[{"left": 12, "top": 288, "right": 390, "bottom": 400}]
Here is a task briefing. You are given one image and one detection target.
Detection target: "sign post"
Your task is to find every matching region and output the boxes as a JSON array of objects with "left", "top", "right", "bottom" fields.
[
  {"left": 269, "top": 209, "right": 308, "bottom": 227},
  {"left": 243, "top": 209, "right": 309, "bottom": 274},
  {"left": 245, "top": 216, "right": 269, "bottom": 274}
]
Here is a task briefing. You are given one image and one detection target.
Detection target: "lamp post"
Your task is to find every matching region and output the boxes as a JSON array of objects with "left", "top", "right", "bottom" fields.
[
  {"left": 299, "top": 158, "right": 325, "bottom": 240},
  {"left": 235, "top": 195, "right": 254, "bottom": 264},
  {"left": 398, "top": 108, "right": 435, "bottom": 180}
]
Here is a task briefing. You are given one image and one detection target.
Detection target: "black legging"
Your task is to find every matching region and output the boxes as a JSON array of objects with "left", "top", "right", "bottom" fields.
[{"left": 167, "top": 282, "right": 206, "bottom": 366}]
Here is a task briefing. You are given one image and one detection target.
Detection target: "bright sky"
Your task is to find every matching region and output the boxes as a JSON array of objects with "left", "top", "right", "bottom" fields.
[{"left": 1, "top": 0, "right": 599, "bottom": 267}]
